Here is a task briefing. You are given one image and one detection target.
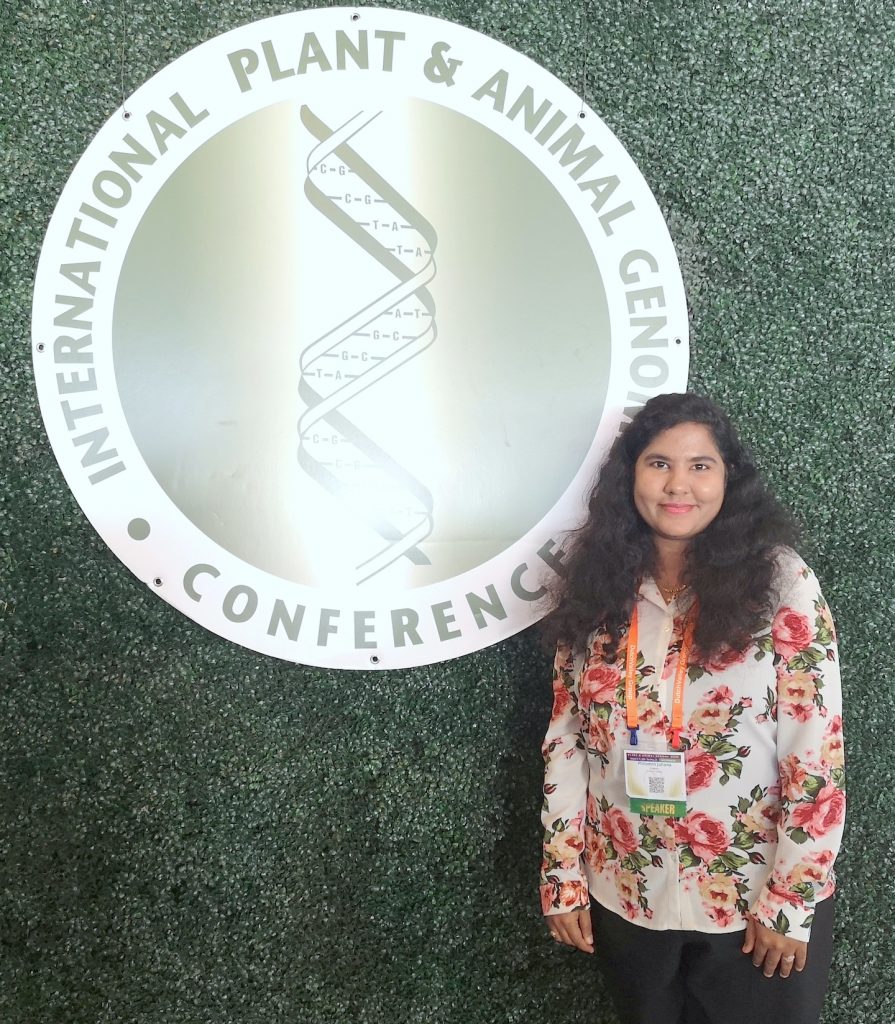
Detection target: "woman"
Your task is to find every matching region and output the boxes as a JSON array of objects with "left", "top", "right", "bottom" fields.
[{"left": 539, "top": 393, "right": 844, "bottom": 1024}]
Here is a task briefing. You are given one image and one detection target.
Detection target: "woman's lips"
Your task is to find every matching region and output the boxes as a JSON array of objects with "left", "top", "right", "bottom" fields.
[{"left": 659, "top": 504, "right": 697, "bottom": 515}]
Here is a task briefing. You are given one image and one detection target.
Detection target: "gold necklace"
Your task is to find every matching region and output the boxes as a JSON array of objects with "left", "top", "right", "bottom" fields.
[{"left": 657, "top": 581, "right": 689, "bottom": 603}]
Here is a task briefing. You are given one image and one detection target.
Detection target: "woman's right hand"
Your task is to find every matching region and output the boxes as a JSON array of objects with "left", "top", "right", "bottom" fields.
[{"left": 546, "top": 908, "right": 595, "bottom": 953}]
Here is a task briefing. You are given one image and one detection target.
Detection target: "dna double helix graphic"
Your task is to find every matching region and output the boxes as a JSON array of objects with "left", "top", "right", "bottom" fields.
[{"left": 298, "top": 106, "right": 437, "bottom": 585}]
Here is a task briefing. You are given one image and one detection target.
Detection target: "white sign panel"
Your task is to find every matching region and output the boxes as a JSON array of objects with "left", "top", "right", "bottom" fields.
[{"left": 32, "top": 7, "right": 688, "bottom": 668}]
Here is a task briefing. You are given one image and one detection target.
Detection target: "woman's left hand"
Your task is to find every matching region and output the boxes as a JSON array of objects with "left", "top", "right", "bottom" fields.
[{"left": 742, "top": 917, "right": 808, "bottom": 978}]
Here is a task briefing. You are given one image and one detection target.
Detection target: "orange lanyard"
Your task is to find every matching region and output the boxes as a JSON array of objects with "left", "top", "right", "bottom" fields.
[{"left": 625, "top": 602, "right": 697, "bottom": 750}]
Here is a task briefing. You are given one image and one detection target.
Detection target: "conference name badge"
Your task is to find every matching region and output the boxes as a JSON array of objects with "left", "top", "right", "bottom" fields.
[{"left": 624, "top": 750, "right": 687, "bottom": 818}]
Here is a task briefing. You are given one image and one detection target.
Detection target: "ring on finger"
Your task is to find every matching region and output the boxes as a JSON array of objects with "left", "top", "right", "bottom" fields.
[
  {"left": 781, "top": 955, "right": 795, "bottom": 963},
  {"left": 551, "top": 932, "right": 561, "bottom": 941}
]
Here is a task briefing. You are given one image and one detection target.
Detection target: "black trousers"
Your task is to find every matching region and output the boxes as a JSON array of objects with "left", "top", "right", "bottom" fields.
[{"left": 590, "top": 896, "right": 834, "bottom": 1024}]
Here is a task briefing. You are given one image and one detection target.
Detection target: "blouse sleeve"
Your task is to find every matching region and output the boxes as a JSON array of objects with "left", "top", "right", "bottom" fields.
[
  {"left": 539, "top": 643, "right": 591, "bottom": 917},
  {"left": 750, "top": 562, "right": 845, "bottom": 943}
]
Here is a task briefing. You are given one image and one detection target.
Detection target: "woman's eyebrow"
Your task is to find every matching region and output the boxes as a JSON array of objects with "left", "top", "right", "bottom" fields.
[{"left": 642, "top": 452, "right": 719, "bottom": 463}]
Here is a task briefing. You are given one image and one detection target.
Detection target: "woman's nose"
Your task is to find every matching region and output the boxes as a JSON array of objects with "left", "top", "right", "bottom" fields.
[{"left": 664, "top": 468, "right": 689, "bottom": 493}]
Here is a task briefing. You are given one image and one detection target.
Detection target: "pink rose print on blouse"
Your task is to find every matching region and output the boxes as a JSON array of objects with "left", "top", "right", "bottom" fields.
[
  {"left": 585, "top": 829, "right": 609, "bottom": 872},
  {"left": 701, "top": 646, "right": 749, "bottom": 674},
  {"left": 821, "top": 715, "right": 845, "bottom": 769},
  {"left": 690, "top": 704, "right": 733, "bottom": 736},
  {"left": 674, "top": 811, "right": 730, "bottom": 863},
  {"left": 788, "top": 849, "right": 835, "bottom": 889},
  {"left": 819, "top": 602, "right": 837, "bottom": 642},
  {"left": 737, "top": 793, "right": 781, "bottom": 843},
  {"left": 539, "top": 883, "right": 555, "bottom": 915},
  {"left": 550, "top": 682, "right": 573, "bottom": 719},
  {"left": 661, "top": 622, "right": 686, "bottom": 679},
  {"left": 778, "top": 671, "right": 817, "bottom": 704},
  {"left": 790, "top": 783, "right": 846, "bottom": 839},
  {"left": 636, "top": 693, "right": 666, "bottom": 735},
  {"left": 779, "top": 754, "right": 811, "bottom": 802},
  {"left": 580, "top": 661, "right": 621, "bottom": 706},
  {"left": 765, "top": 882, "right": 807, "bottom": 910},
  {"left": 558, "top": 880, "right": 587, "bottom": 910},
  {"left": 589, "top": 714, "right": 614, "bottom": 753},
  {"left": 600, "top": 807, "right": 640, "bottom": 857},
  {"left": 615, "top": 869, "right": 641, "bottom": 920},
  {"left": 642, "top": 814, "right": 674, "bottom": 850},
  {"left": 587, "top": 792, "right": 599, "bottom": 823},
  {"left": 545, "top": 827, "right": 585, "bottom": 868},
  {"left": 686, "top": 749, "right": 720, "bottom": 792},
  {"left": 757, "top": 883, "right": 805, "bottom": 916},
  {"left": 772, "top": 607, "right": 815, "bottom": 660},
  {"left": 777, "top": 670, "right": 818, "bottom": 721},
  {"left": 790, "top": 702, "right": 815, "bottom": 723},
  {"left": 698, "top": 872, "right": 739, "bottom": 928},
  {"left": 555, "top": 645, "right": 574, "bottom": 671},
  {"left": 590, "top": 630, "right": 613, "bottom": 657},
  {"left": 702, "top": 685, "right": 735, "bottom": 705},
  {"left": 541, "top": 878, "right": 588, "bottom": 914}
]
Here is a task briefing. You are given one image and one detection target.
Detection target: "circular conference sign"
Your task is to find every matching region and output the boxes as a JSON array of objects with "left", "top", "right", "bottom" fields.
[{"left": 32, "top": 7, "right": 688, "bottom": 669}]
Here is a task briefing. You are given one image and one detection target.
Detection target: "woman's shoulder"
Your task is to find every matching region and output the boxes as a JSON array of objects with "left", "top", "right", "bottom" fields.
[
  {"left": 771, "top": 544, "right": 806, "bottom": 576},
  {"left": 769, "top": 545, "right": 817, "bottom": 604}
]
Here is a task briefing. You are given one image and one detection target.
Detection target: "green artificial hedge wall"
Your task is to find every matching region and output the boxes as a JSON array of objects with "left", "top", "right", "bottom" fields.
[{"left": 2, "top": 1, "right": 893, "bottom": 1021}]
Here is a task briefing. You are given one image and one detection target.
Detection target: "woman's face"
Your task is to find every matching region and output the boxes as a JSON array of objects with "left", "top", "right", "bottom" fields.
[{"left": 633, "top": 421, "right": 726, "bottom": 544}]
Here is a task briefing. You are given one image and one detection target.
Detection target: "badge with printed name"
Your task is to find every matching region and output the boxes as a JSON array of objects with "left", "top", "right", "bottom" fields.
[{"left": 624, "top": 750, "right": 687, "bottom": 818}]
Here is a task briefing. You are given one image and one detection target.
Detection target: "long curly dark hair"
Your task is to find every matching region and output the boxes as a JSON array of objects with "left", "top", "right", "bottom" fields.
[{"left": 541, "top": 393, "right": 799, "bottom": 661}]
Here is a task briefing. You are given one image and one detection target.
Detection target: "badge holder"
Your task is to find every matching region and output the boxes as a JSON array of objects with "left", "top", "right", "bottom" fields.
[{"left": 624, "top": 749, "right": 687, "bottom": 818}]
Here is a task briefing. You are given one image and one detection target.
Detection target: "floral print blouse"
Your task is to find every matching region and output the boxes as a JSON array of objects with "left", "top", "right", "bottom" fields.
[{"left": 540, "top": 549, "right": 844, "bottom": 944}]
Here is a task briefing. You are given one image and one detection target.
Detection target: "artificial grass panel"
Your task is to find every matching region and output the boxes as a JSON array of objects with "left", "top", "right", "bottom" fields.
[{"left": 1, "top": 1, "right": 892, "bottom": 1021}]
